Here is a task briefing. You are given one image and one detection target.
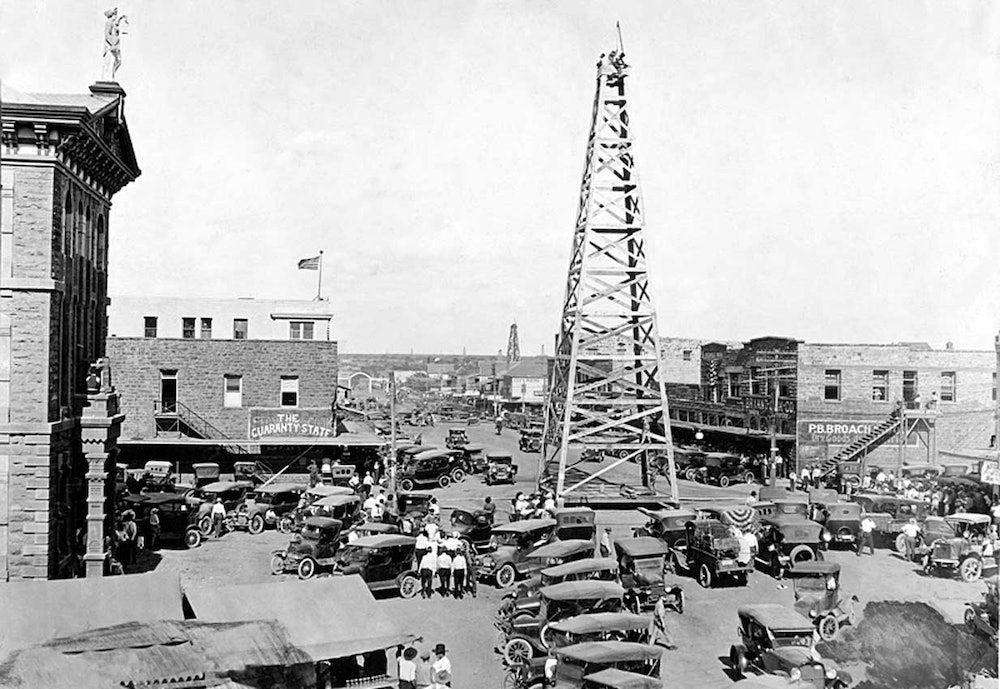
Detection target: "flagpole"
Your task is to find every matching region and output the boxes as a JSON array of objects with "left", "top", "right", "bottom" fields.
[{"left": 317, "top": 250, "right": 323, "bottom": 300}]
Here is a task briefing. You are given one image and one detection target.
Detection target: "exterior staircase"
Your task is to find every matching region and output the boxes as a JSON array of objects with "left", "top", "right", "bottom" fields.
[
  {"left": 816, "top": 407, "right": 901, "bottom": 475},
  {"left": 153, "top": 400, "right": 249, "bottom": 455}
]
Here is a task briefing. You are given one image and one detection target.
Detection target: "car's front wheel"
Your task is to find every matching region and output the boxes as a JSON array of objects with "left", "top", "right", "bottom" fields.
[
  {"left": 451, "top": 468, "right": 466, "bottom": 483},
  {"left": 198, "top": 515, "right": 212, "bottom": 536},
  {"left": 960, "top": 557, "right": 983, "bottom": 582},
  {"left": 719, "top": 476, "right": 731, "bottom": 488},
  {"left": 269, "top": 554, "right": 286, "bottom": 576},
  {"left": 495, "top": 563, "right": 516, "bottom": 588},
  {"left": 698, "top": 563, "right": 713, "bottom": 588},
  {"left": 249, "top": 514, "right": 265, "bottom": 535},
  {"left": 438, "top": 475, "right": 451, "bottom": 489},
  {"left": 184, "top": 528, "right": 202, "bottom": 549},
  {"left": 818, "top": 613, "right": 839, "bottom": 641},
  {"left": 297, "top": 557, "right": 317, "bottom": 580},
  {"left": 398, "top": 573, "right": 419, "bottom": 599},
  {"left": 399, "top": 478, "right": 415, "bottom": 492},
  {"left": 894, "top": 533, "right": 907, "bottom": 554}
]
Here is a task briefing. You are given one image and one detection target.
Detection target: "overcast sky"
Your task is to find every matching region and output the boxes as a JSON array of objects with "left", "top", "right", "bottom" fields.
[{"left": 2, "top": 1, "right": 997, "bottom": 354}]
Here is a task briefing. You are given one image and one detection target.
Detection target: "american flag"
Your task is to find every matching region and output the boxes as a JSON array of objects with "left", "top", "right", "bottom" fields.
[{"left": 297, "top": 255, "right": 320, "bottom": 270}]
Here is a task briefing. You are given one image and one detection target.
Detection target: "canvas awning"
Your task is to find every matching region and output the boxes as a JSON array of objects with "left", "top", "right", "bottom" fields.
[
  {"left": 186, "top": 575, "right": 415, "bottom": 660},
  {"left": 0, "top": 570, "right": 184, "bottom": 656}
]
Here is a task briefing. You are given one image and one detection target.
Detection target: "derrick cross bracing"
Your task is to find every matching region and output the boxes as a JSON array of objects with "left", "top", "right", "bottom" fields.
[{"left": 540, "top": 49, "right": 679, "bottom": 505}]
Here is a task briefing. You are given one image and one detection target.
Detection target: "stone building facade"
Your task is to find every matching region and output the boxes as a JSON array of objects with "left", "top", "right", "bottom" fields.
[
  {"left": 106, "top": 337, "right": 339, "bottom": 443},
  {"left": 0, "top": 81, "right": 140, "bottom": 579},
  {"left": 796, "top": 342, "right": 997, "bottom": 468}
]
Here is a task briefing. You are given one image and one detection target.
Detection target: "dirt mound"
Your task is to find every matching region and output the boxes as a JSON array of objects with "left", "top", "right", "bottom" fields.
[{"left": 819, "top": 601, "right": 997, "bottom": 689}]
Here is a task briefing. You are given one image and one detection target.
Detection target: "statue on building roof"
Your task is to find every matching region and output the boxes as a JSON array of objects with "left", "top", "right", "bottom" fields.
[{"left": 102, "top": 7, "right": 129, "bottom": 82}]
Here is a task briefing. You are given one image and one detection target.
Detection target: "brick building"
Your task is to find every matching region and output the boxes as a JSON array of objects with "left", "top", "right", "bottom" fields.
[
  {"left": 0, "top": 81, "right": 140, "bottom": 579},
  {"left": 106, "top": 297, "right": 381, "bottom": 472},
  {"left": 797, "top": 341, "right": 998, "bottom": 469}
]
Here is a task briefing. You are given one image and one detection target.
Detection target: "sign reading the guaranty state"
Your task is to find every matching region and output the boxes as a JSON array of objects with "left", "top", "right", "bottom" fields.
[
  {"left": 797, "top": 420, "right": 874, "bottom": 445},
  {"left": 248, "top": 409, "right": 334, "bottom": 440},
  {"left": 980, "top": 460, "right": 1000, "bottom": 486}
]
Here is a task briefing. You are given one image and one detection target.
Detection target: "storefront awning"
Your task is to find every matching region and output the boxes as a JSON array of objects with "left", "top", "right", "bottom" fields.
[
  {"left": 185, "top": 576, "right": 415, "bottom": 660},
  {"left": 0, "top": 570, "right": 185, "bottom": 656}
]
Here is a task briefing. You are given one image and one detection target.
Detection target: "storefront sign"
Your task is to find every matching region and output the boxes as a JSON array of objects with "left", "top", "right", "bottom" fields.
[
  {"left": 248, "top": 409, "right": 335, "bottom": 440},
  {"left": 980, "top": 460, "right": 1000, "bottom": 486},
  {"left": 797, "top": 420, "right": 874, "bottom": 445}
]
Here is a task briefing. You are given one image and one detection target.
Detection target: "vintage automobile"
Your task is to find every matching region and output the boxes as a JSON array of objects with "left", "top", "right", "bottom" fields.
[
  {"left": 811, "top": 502, "right": 861, "bottom": 548},
  {"left": 450, "top": 508, "right": 495, "bottom": 552},
  {"left": 276, "top": 484, "right": 354, "bottom": 533},
  {"left": 922, "top": 512, "right": 996, "bottom": 582},
  {"left": 191, "top": 462, "right": 220, "bottom": 488},
  {"left": 479, "top": 518, "right": 559, "bottom": 587},
  {"left": 964, "top": 576, "right": 998, "bottom": 641},
  {"left": 343, "top": 520, "right": 401, "bottom": 544},
  {"left": 126, "top": 491, "right": 205, "bottom": 548},
  {"left": 614, "top": 537, "right": 683, "bottom": 614},
  {"left": 446, "top": 428, "right": 470, "bottom": 449},
  {"left": 194, "top": 480, "right": 255, "bottom": 535},
  {"left": 397, "top": 450, "right": 464, "bottom": 490},
  {"left": 551, "top": 641, "right": 660, "bottom": 689},
  {"left": 462, "top": 444, "right": 488, "bottom": 473},
  {"left": 696, "top": 453, "right": 755, "bottom": 487},
  {"left": 757, "top": 512, "right": 829, "bottom": 576},
  {"left": 670, "top": 520, "right": 754, "bottom": 588},
  {"left": 788, "top": 561, "right": 857, "bottom": 640},
  {"left": 394, "top": 492, "right": 435, "bottom": 522},
  {"left": 546, "top": 612, "right": 654, "bottom": 650},
  {"left": 519, "top": 429, "right": 543, "bottom": 453},
  {"left": 634, "top": 507, "right": 698, "bottom": 548},
  {"left": 242, "top": 483, "right": 307, "bottom": 534},
  {"left": 696, "top": 504, "right": 760, "bottom": 533},
  {"left": 553, "top": 507, "right": 598, "bottom": 542},
  {"left": 499, "top": 581, "right": 626, "bottom": 664},
  {"left": 580, "top": 668, "right": 661, "bottom": 689},
  {"left": 332, "top": 534, "right": 420, "bottom": 598},
  {"left": 485, "top": 452, "right": 519, "bottom": 485},
  {"left": 501, "top": 558, "right": 621, "bottom": 624},
  {"left": 729, "top": 604, "right": 853, "bottom": 689},
  {"left": 852, "top": 493, "right": 929, "bottom": 550},
  {"left": 806, "top": 489, "right": 840, "bottom": 519},
  {"left": 500, "top": 540, "right": 601, "bottom": 611},
  {"left": 270, "top": 516, "right": 344, "bottom": 579},
  {"left": 311, "top": 493, "right": 362, "bottom": 527},
  {"left": 234, "top": 460, "right": 269, "bottom": 485}
]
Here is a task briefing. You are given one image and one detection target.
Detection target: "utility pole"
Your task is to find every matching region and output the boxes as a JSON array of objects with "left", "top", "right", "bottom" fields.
[
  {"left": 769, "top": 374, "right": 779, "bottom": 487},
  {"left": 389, "top": 370, "right": 397, "bottom": 494}
]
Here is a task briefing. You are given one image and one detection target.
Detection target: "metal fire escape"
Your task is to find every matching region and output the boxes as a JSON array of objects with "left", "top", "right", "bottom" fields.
[
  {"left": 153, "top": 400, "right": 250, "bottom": 455},
  {"left": 540, "top": 47, "right": 678, "bottom": 506}
]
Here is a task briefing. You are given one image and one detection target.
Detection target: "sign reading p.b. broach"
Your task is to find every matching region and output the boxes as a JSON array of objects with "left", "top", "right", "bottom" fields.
[
  {"left": 797, "top": 420, "right": 874, "bottom": 445},
  {"left": 248, "top": 409, "right": 335, "bottom": 440}
]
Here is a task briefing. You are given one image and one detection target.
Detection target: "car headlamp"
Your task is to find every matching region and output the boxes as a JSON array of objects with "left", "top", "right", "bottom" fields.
[
  {"left": 825, "top": 668, "right": 837, "bottom": 680},
  {"left": 789, "top": 667, "right": 802, "bottom": 682},
  {"left": 809, "top": 608, "right": 818, "bottom": 618},
  {"left": 822, "top": 530, "right": 832, "bottom": 542}
]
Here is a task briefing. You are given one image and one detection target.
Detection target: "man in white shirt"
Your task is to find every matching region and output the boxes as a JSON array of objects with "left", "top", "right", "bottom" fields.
[
  {"left": 901, "top": 518, "right": 920, "bottom": 561},
  {"left": 418, "top": 549, "right": 437, "bottom": 599},
  {"left": 442, "top": 531, "right": 461, "bottom": 554},
  {"left": 431, "top": 644, "right": 451, "bottom": 688},
  {"left": 211, "top": 498, "right": 226, "bottom": 538},
  {"left": 397, "top": 647, "right": 417, "bottom": 689},
  {"left": 425, "top": 521, "right": 439, "bottom": 543},
  {"left": 363, "top": 495, "right": 379, "bottom": 520},
  {"left": 858, "top": 516, "right": 876, "bottom": 556},
  {"left": 436, "top": 550, "right": 452, "bottom": 597},
  {"left": 451, "top": 550, "right": 467, "bottom": 599}
]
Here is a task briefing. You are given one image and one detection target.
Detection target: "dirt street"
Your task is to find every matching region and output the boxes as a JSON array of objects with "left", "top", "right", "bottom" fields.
[{"left": 149, "top": 423, "right": 998, "bottom": 688}]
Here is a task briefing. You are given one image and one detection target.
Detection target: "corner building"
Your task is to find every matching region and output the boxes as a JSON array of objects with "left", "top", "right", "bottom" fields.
[{"left": 0, "top": 82, "right": 140, "bottom": 579}]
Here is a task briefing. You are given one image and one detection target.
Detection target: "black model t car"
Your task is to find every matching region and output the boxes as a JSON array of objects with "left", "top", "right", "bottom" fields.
[
  {"left": 729, "top": 604, "right": 852, "bottom": 689},
  {"left": 485, "top": 452, "right": 518, "bottom": 485},
  {"left": 519, "top": 429, "right": 543, "bottom": 453},
  {"left": 194, "top": 481, "right": 255, "bottom": 535},
  {"left": 242, "top": 483, "right": 307, "bottom": 534},
  {"left": 397, "top": 450, "right": 464, "bottom": 491},
  {"left": 446, "top": 428, "right": 470, "bottom": 449},
  {"left": 634, "top": 507, "right": 698, "bottom": 548},
  {"left": 670, "top": 520, "right": 753, "bottom": 588},
  {"left": 698, "top": 453, "right": 755, "bottom": 487},
  {"left": 270, "top": 516, "right": 344, "bottom": 579},
  {"left": 614, "top": 537, "right": 683, "bottom": 614},
  {"left": 450, "top": 508, "right": 494, "bottom": 552},
  {"left": 333, "top": 534, "right": 420, "bottom": 598},
  {"left": 125, "top": 491, "right": 205, "bottom": 549}
]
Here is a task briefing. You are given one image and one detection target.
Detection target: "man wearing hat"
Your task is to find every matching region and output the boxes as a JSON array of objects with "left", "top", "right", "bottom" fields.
[
  {"left": 431, "top": 643, "right": 451, "bottom": 688},
  {"left": 397, "top": 646, "right": 417, "bottom": 689}
]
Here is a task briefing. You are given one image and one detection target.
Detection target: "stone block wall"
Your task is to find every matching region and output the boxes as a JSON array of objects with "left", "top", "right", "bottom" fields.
[{"left": 106, "top": 337, "right": 338, "bottom": 441}]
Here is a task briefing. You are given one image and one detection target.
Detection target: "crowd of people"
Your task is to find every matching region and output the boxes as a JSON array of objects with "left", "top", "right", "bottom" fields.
[{"left": 415, "top": 523, "right": 477, "bottom": 599}]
